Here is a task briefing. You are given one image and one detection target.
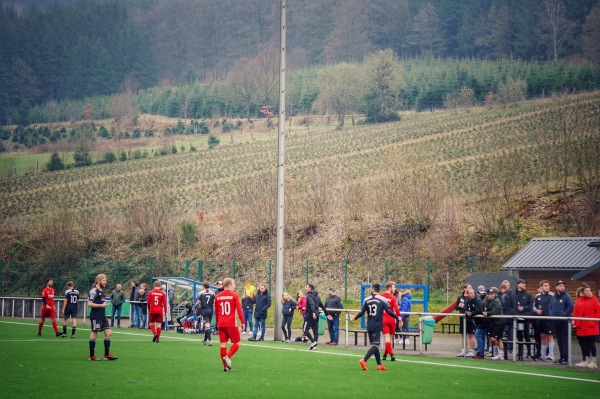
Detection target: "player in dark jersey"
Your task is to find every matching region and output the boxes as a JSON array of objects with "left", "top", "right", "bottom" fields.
[
  {"left": 87, "top": 274, "right": 117, "bottom": 361},
  {"left": 198, "top": 282, "right": 216, "bottom": 346},
  {"left": 61, "top": 281, "right": 79, "bottom": 338},
  {"left": 351, "top": 283, "right": 399, "bottom": 371},
  {"left": 38, "top": 278, "right": 62, "bottom": 337},
  {"left": 215, "top": 278, "right": 244, "bottom": 372}
]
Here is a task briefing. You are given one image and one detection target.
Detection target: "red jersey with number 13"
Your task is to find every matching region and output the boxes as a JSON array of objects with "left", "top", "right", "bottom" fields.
[
  {"left": 215, "top": 290, "right": 244, "bottom": 328},
  {"left": 147, "top": 288, "right": 167, "bottom": 314}
]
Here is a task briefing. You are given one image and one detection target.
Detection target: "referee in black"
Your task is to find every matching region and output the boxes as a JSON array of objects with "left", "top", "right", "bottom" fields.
[{"left": 351, "top": 283, "right": 400, "bottom": 371}]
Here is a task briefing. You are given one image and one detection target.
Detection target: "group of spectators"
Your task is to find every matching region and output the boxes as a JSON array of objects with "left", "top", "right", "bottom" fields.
[{"left": 455, "top": 279, "right": 600, "bottom": 368}]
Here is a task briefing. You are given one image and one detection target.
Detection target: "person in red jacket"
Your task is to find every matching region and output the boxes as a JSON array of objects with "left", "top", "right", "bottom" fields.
[{"left": 573, "top": 285, "right": 600, "bottom": 369}]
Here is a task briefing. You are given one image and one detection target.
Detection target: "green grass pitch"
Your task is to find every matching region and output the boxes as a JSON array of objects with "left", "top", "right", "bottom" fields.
[{"left": 1, "top": 319, "right": 598, "bottom": 398}]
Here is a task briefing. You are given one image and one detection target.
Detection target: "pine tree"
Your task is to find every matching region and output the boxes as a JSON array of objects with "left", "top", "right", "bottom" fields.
[{"left": 46, "top": 152, "right": 65, "bottom": 171}]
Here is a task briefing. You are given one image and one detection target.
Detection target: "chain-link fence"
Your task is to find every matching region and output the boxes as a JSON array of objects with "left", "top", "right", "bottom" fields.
[{"left": 0, "top": 255, "right": 491, "bottom": 299}]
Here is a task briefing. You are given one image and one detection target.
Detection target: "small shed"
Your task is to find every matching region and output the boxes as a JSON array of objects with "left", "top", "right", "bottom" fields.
[{"left": 501, "top": 237, "right": 600, "bottom": 298}]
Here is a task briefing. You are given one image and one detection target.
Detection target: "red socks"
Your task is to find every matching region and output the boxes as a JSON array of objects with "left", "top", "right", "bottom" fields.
[
  {"left": 220, "top": 348, "right": 227, "bottom": 367},
  {"left": 150, "top": 325, "right": 156, "bottom": 335},
  {"left": 38, "top": 322, "right": 43, "bottom": 334},
  {"left": 157, "top": 327, "right": 162, "bottom": 338},
  {"left": 385, "top": 342, "right": 394, "bottom": 356},
  {"left": 52, "top": 321, "right": 58, "bottom": 333},
  {"left": 228, "top": 343, "right": 239, "bottom": 358}
]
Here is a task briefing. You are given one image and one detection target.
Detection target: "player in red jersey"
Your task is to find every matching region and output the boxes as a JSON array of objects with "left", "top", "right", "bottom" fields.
[
  {"left": 38, "top": 278, "right": 61, "bottom": 337},
  {"left": 147, "top": 280, "right": 168, "bottom": 343},
  {"left": 215, "top": 278, "right": 245, "bottom": 372},
  {"left": 380, "top": 281, "right": 402, "bottom": 361}
]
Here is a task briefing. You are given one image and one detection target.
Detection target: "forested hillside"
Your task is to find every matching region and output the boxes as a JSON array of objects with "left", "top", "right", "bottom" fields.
[{"left": 1, "top": 0, "right": 600, "bottom": 125}]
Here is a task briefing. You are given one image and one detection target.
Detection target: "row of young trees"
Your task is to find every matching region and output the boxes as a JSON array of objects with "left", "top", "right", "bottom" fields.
[
  {"left": 2, "top": 0, "right": 600, "bottom": 126},
  {"left": 11, "top": 54, "right": 600, "bottom": 129}
]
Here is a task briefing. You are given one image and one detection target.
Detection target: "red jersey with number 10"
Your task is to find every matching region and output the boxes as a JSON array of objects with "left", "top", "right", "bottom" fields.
[
  {"left": 147, "top": 288, "right": 167, "bottom": 314},
  {"left": 215, "top": 290, "right": 244, "bottom": 328},
  {"left": 42, "top": 287, "right": 56, "bottom": 308}
]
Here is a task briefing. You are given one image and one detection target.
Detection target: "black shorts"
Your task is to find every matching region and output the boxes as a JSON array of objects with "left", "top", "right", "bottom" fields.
[
  {"left": 488, "top": 324, "right": 504, "bottom": 339},
  {"left": 462, "top": 319, "right": 475, "bottom": 335},
  {"left": 63, "top": 308, "right": 78, "bottom": 319},
  {"left": 538, "top": 320, "right": 553, "bottom": 335},
  {"left": 199, "top": 314, "right": 213, "bottom": 326},
  {"left": 90, "top": 317, "right": 110, "bottom": 332},
  {"left": 367, "top": 331, "right": 381, "bottom": 346}
]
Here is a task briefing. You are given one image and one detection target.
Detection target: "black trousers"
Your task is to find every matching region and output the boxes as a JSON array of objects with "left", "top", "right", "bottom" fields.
[{"left": 554, "top": 322, "right": 569, "bottom": 360}]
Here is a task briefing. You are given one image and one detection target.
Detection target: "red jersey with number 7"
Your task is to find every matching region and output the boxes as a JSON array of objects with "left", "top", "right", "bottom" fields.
[
  {"left": 147, "top": 288, "right": 167, "bottom": 314},
  {"left": 215, "top": 290, "right": 244, "bottom": 328}
]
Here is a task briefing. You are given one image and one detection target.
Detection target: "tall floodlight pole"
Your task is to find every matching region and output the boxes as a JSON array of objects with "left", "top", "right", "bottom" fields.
[{"left": 273, "top": 0, "right": 286, "bottom": 342}]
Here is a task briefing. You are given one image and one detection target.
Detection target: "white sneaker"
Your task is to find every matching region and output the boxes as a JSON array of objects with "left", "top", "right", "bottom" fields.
[
  {"left": 491, "top": 353, "right": 504, "bottom": 360},
  {"left": 209, "top": 340, "right": 213, "bottom": 346},
  {"left": 465, "top": 350, "right": 475, "bottom": 358},
  {"left": 575, "top": 360, "right": 588, "bottom": 367},
  {"left": 404, "top": 338, "right": 410, "bottom": 344},
  {"left": 241, "top": 331, "right": 246, "bottom": 335},
  {"left": 223, "top": 355, "right": 232, "bottom": 369},
  {"left": 309, "top": 342, "right": 318, "bottom": 350},
  {"left": 456, "top": 351, "right": 465, "bottom": 357}
]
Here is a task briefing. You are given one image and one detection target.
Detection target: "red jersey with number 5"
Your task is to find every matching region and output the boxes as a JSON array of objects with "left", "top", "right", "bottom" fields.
[
  {"left": 215, "top": 290, "right": 244, "bottom": 328},
  {"left": 147, "top": 288, "right": 167, "bottom": 314}
]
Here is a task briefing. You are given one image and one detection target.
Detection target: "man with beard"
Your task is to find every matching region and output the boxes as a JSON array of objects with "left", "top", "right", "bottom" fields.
[
  {"left": 37, "top": 278, "right": 62, "bottom": 337},
  {"left": 88, "top": 274, "right": 118, "bottom": 361}
]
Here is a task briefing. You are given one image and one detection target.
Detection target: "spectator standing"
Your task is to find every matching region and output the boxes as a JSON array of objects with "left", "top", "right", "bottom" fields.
[
  {"left": 167, "top": 285, "right": 175, "bottom": 317},
  {"left": 129, "top": 281, "right": 139, "bottom": 328},
  {"left": 87, "top": 274, "right": 117, "bottom": 361},
  {"left": 61, "top": 281, "right": 80, "bottom": 338},
  {"left": 133, "top": 282, "right": 143, "bottom": 328},
  {"left": 573, "top": 285, "right": 600, "bottom": 368},
  {"left": 462, "top": 288, "right": 477, "bottom": 357},
  {"left": 352, "top": 283, "right": 400, "bottom": 371},
  {"left": 400, "top": 289, "right": 412, "bottom": 344},
  {"left": 147, "top": 281, "right": 168, "bottom": 342},
  {"left": 468, "top": 286, "right": 485, "bottom": 359},
  {"left": 483, "top": 288, "right": 505, "bottom": 360},
  {"left": 241, "top": 290, "right": 255, "bottom": 334},
  {"left": 109, "top": 284, "right": 125, "bottom": 328},
  {"left": 215, "top": 278, "right": 244, "bottom": 372},
  {"left": 296, "top": 290, "right": 308, "bottom": 342},
  {"left": 281, "top": 292, "right": 297, "bottom": 342},
  {"left": 37, "top": 278, "right": 61, "bottom": 337},
  {"left": 302, "top": 284, "right": 328, "bottom": 350},
  {"left": 549, "top": 280, "right": 574, "bottom": 365},
  {"left": 510, "top": 279, "right": 534, "bottom": 359},
  {"left": 455, "top": 283, "right": 471, "bottom": 357},
  {"left": 534, "top": 280, "right": 555, "bottom": 361},
  {"left": 500, "top": 282, "right": 514, "bottom": 353},
  {"left": 249, "top": 284, "right": 271, "bottom": 341},
  {"left": 138, "top": 284, "right": 148, "bottom": 329},
  {"left": 325, "top": 288, "right": 343, "bottom": 346},
  {"left": 198, "top": 282, "right": 216, "bottom": 345}
]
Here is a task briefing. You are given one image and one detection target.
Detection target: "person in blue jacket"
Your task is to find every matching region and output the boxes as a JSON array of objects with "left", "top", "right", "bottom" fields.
[
  {"left": 549, "top": 280, "right": 574, "bottom": 365},
  {"left": 400, "top": 289, "right": 412, "bottom": 344},
  {"left": 280, "top": 292, "right": 297, "bottom": 342},
  {"left": 249, "top": 284, "right": 271, "bottom": 341}
]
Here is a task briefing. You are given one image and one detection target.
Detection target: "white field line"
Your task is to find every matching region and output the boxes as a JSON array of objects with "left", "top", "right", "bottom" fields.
[{"left": 2, "top": 320, "right": 599, "bottom": 384}]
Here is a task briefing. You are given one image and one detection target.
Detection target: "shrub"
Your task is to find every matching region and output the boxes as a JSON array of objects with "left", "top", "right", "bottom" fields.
[
  {"left": 103, "top": 151, "right": 117, "bottom": 163},
  {"left": 46, "top": 152, "right": 65, "bottom": 171},
  {"left": 208, "top": 135, "right": 220, "bottom": 149}
]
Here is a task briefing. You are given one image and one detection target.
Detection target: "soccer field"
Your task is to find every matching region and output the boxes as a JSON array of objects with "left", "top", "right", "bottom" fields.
[{"left": 1, "top": 319, "right": 598, "bottom": 399}]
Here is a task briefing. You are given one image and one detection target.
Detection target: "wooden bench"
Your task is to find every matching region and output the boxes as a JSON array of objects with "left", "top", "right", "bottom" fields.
[
  {"left": 441, "top": 323, "right": 459, "bottom": 334},
  {"left": 349, "top": 329, "right": 426, "bottom": 351},
  {"left": 394, "top": 332, "right": 427, "bottom": 351},
  {"left": 349, "top": 329, "right": 369, "bottom": 346},
  {"left": 501, "top": 339, "right": 537, "bottom": 361}
]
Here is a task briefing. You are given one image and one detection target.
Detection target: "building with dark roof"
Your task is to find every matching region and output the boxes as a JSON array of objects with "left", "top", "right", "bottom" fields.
[{"left": 501, "top": 237, "right": 600, "bottom": 298}]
